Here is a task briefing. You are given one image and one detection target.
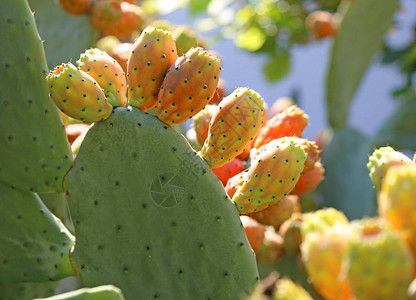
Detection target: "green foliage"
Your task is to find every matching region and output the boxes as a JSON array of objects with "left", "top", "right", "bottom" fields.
[
  {"left": 326, "top": 0, "right": 399, "bottom": 129},
  {"left": 263, "top": 50, "right": 290, "bottom": 82}
]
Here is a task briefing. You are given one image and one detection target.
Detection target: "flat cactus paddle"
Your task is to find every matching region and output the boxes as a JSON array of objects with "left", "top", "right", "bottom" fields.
[
  {"left": 34, "top": 285, "right": 125, "bottom": 300},
  {"left": 66, "top": 107, "right": 259, "bottom": 300}
]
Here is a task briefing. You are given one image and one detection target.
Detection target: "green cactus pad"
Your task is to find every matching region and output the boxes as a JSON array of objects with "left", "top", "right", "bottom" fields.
[
  {"left": 0, "top": 281, "right": 58, "bottom": 300},
  {"left": 34, "top": 285, "right": 125, "bottom": 300},
  {"left": 0, "top": 0, "right": 73, "bottom": 193},
  {"left": 0, "top": 180, "right": 75, "bottom": 282},
  {"left": 66, "top": 107, "right": 259, "bottom": 300}
]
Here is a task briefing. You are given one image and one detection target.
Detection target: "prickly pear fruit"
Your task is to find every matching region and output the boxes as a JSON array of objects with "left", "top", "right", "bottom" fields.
[
  {"left": 192, "top": 104, "right": 217, "bottom": 146},
  {"left": 155, "top": 47, "right": 221, "bottom": 124},
  {"left": 109, "top": 43, "right": 133, "bottom": 72},
  {"left": 47, "top": 63, "right": 113, "bottom": 123},
  {"left": 34, "top": 285, "right": 124, "bottom": 300},
  {"left": 249, "top": 195, "right": 299, "bottom": 227},
  {"left": 367, "top": 146, "right": 412, "bottom": 191},
  {"left": 89, "top": 0, "right": 143, "bottom": 39},
  {"left": 127, "top": 27, "right": 178, "bottom": 111},
  {"left": 301, "top": 208, "right": 349, "bottom": 238},
  {"left": 232, "top": 138, "right": 306, "bottom": 214},
  {"left": 172, "top": 26, "right": 205, "bottom": 56},
  {"left": 241, "top": 216, "right": 266, "bottom": 254},
  {"left": 306, "top": 11, "right": 338, "bottom": 39},
  {"left": 209, "top": 78, "right": 226, "bottom": 104},
  {"left": 58, "top": 0, "right": 92, "bottom": 15},
  {"left": 279, "top": 213, "right": 303, "bottom": 254},
  {"left": 301, "top": 226, "right": 354, "bottom": 300},
  {"left": 212, "top": 157, "right": 245, "bottom": 185},
  {"left": 344, "top": 218, "right": 413, "bottom": 300},
  {"left": 256, "top": 229, "right": 285, "bottom": 265},
  {"left": 270, "top": 97, "right": 295, "bottom": 116},
  {"left": 225, "top": 171, "right": 246, "bottom": 198},
  {"left": 291, "top": 161, "right": 325, "bottom": 195},
  {"left": 378, "top": 165, "right": 416, "bottom": 259},
  {"left": 66, "top": 123, "right": 90, "bottom": 144},
  {"left": 254, "top": 105, "right": 309, "bottom": 149},
  {"left": 77, "top": 48, "right": 127, "bottom": 107},
  {"left": 199, "top": 88, "right": 264, "bottom": 168}
]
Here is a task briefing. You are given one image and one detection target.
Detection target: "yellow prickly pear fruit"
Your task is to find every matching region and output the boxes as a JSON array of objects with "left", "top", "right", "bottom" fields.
[
  {"left": 301, "top": 226, "right": 354, "bottom": 300},
  {"left": 378, "top": 164, "right": 416, "bottom": 259},
  {"left": 127, "top": 27, "right": 178, "bottom": 111},
  {"left": 155, "top": 47, "right": 220, "bottom": 124},
  {"left": 192, "top": 104, "right": 217, "bottom": 146},
  {"left": 367, "top": 146, "right": 412, "bottom": 191},
  {"left": 232, "top": 138, "right": 306, "bottom": 214},
  {"left": 47, "top": 63, "right": 112, "bottom": 123},
  {"left": 301, "top": 207, "right": 349, "bottom": 238},
  {"left": 343, "top": 218, "right": 413, "bottom": 300},
  {"left": 199, "top": 88, "right": 264, "bottom": 168},
  {"left": 77, "top": 48, "right": 127, "bottom": 107}
]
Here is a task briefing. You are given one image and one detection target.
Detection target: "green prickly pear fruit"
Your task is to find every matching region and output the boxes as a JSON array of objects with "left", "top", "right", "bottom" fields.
[
  {"left": 367, "top": 146, "right": 412, "bottom": 191},
  {"left": 155, "top": 47, "right": 221, "bottom": 124},
  {"left": 172, "top": 26, "right": 206, "bottom": 56},
  {"left": 77, "top": 48, "right": 127, "bottom": 107},
  {"left": 127, "top": 27, "right": 178, "bottom": 111},
  {"left": 343, "top": 218, "right": 413, "bottom": 300},
  {"left": 279, "top": 213, "right": 303, "bottom": 254},
  {"left": 378, "top": 165, "right": 416, "bottom": 260},
  {"left": 232, "top": 138, "right": 306, "bottom": 214},
  {"left": 192, "top": 104, "right": 217, "bottom": 146},
  {"left": 301, "top": 226, "right": 354, "bottom": 300},
  {"left": 34, "top": 285, "right": 124, "bottom": 300},
  {"left": 199, "top": 88, "right": 264, "bottom": 169},
  {"left": 47, "top": 63, "right": 113, "bottom": 123}
]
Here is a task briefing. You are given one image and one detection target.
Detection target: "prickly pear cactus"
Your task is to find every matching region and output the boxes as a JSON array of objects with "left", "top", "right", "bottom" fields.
[
  {"left": 0, "top": 281, "right": 58, "bottom": 300},
  {"left": 34, "top": 285, "right": 125, "bottom": 300},
  {"left": 66, "top": 107, "right": 259, "bottom": 300},
  {"left": 0, "top": 0, "right": 73, "bottom": 193},
  {"left": 0, "top": 180, "right": 75, "bottom": 282}
]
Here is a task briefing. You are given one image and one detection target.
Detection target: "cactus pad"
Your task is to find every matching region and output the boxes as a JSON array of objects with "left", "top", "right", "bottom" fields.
[{"left": 34, "top": 285, "right": 125, "bottom": 300}]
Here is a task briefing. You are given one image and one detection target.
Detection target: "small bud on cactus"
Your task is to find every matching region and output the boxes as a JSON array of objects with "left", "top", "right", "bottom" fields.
[
  {"left": 240, "top": 216, "right": 266, "bottom": 254},
  {"left": 367, "top": 146, "right": 412, "bottom": 191},
  {"left": 192, "top": 104, "right": 217, "bottom": 146},
  {"left": 212, "top": 158, "right": 245, "bottom": 186},
  {"left": 127, "top": 27, "right": 178, "bottom": 111},
  {"left": 77, "top": 48, "right": 127, "bottom": 107},
  {"left": 47, "top": 63, "right": 113, "bottom": 123},
  {"left": 254, "top": 105, "right": 309, "bottom": 149},
  {"left": 291, "top": 161, "right": 325, "bottom": 195},
  {"left": 199, "top": 88, "right": 264, "bottom": 168},
  {"left": 156, "top": 47, "right": 221, "bottom": 124},
  {"left": 58, "top": 0, "right": 92, "bottom": 15},
  {"left": 305, "top": 11, "right": 338, "bottom": 40},
  {"left": 89, "top": 0, "right": 144, "bottom": 39},
  {"left": 232, "top": 138, "right": 306, "bottom": 214},
  {"left": 344, "top": 218, "right": 414, "bottom": 300}
]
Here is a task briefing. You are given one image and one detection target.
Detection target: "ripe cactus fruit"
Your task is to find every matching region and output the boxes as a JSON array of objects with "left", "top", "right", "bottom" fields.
[
  {"left": 212, "top": 157, "right": 246, "bottom": 186},
  {"left": 77, "top": 48, "right": 127, "bottom": 107},
  {"left": 256, "top": 229, "right": 285, "bottom": 265},
  {"left": 301, "top": 208, "right": 349, "bottom": 238},
  {"left": 232, "top": 138, "right": 306, "bottom": 214},
  {"left": 301, "top": 226, "right": 354, "bottom": 300},
  {"left": 109, "top": 43, "right": 133, "bottom": 72},
  {"left": 58, "top": 0, "right": 92, "bottom": 15},
  {"left": 89, "top": 0, "right": 144, "bottom": 39},
  {"left": 241, "top": 216, "right": 267, "bottom": 254},
  {"left": 225, "top": 171, "right": 246, "bottom": 198},
  {"left": 192, "top": 104, "right": 217, "bottom": 146},
  {"left": 291, "top": 161, "right": 325, "bottom": 195},
  {"left": 270, "top": 97, "right": 295, "bottom": 116},
  {"left": 209, "top": 78, "right": 226, "bottom": 104},
  {"left": 34, "top": 285, "right": 125, "bottom": 300},
  {"left": 199, "top": 88, "right": 264, "bottom": 168},
  {"left": 367, "top": 146, "right": 412, "bottom": 191},
  {"left": 378, "top": 165, "right": 416, "bottom": 259},
  {"left": 344, "top": 218, "right": 413, "bottom": 300},
  {"left": 254, "top": 105, "right": 309, "bottom": 149},
  {"left": 248, "top": 195, "right": 299, "bottom": 228},
  {"left": 155, "top": 47, "right": 221, "bottom": 124},
  {"left": 47, "top": 62, "right": 113, "bottom": 123},
  {"left": 127, "top": 27, "right": 178, "bottom": 111},
  {"left": 305, "top": 11, "right": 338, "bottom": 39}
]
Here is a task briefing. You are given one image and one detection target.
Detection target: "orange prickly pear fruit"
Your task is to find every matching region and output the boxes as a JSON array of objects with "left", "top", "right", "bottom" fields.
[
  {"left": 89, "top": 0, "right": 144, "bottom": 39},
  {"left": 209, "top": 78, "right": 226, "bottom": 104},
  {"left": 256, "top": 228, "right": 285, "bottom": 265},
  {"left": 270, "top": 97, "right": 295, "bottom": 116},
  {"left": 107, "top": 42, "right": 133, "bottom": 73},
  {"left": 192, "top": 104, "right": 217, "bottom": 146},
  {"left": 367, "top": 146, "right": 412, "bottom": 191},
  {"left": 379, "top": 165, "right": 416, "bottom": 259},
  {"left": 77, "top": 48, "right": 127, "bottom": 107},
  {"left": 224, "top": 171, "right": 246, "bottom": 198},
  {"left": 58, "top": 0, "right": 92, "bottom": 15},
  {"left": 301, "top": 226, "right": 354, "bottom": 300},
  {"left": 305, "top": 11, "right": 338, "bottom": 40},
  {"left": 47, "top": 63, "right": 112, "bottom": 123},
  {"left": 155, "top": 47, "right": 221, "bottom": 124},
  {"left": 199, "top": 88, "right": 264, "bottom": 168},
  {"left": 66, "top": 123, "right": 90, "bottom": 144},
  {"left": 291, "top": 161, "right": 325, "bottom": 195},
  {"left": 127, "top": 27, "right": 178, "bottom": 111},
  {"left": 249, "top": 195, "right": 299, "bottom": 228},
  {"left": 232, "top": 138, "right": 306, "bottom": 214},
  {"left": 212, "top": 158, "right": 245, "bottom": 186},
  {"left": 254, "top": 105, "right": 309, "bottom": 149},
  {"left": 240, "top": 216, "right": 266, "bottom": 254},
  {"left": 344, "top": 218, "right": 413, "bottom": 300}
]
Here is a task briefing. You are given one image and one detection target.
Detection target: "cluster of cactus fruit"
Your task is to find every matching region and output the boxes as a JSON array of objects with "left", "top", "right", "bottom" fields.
[{"left": 3, "top": 0, "right": 416, "bottom": 299}]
